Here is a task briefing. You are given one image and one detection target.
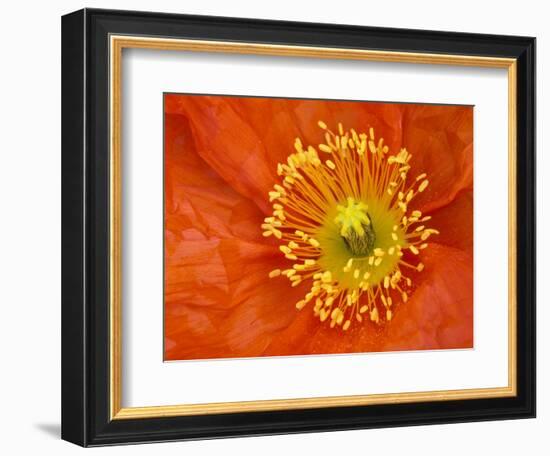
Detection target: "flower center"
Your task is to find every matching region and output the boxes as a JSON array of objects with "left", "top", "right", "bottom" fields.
[
  {"left": 263, "top": 121, "right": 438, "bottom": 330},
  {"left": 335, "top": 197, "right": 376, "bottom": 257}
]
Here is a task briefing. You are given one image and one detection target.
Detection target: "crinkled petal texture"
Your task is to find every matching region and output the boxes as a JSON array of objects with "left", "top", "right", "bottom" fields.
[{"left": 164, "top": 95, "right": 473, "bottom": 361}]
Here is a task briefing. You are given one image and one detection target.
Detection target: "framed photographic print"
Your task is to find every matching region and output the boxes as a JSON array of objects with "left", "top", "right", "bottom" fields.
[{"left": 61, "top": 8, "right": 536, "bottom": 447}]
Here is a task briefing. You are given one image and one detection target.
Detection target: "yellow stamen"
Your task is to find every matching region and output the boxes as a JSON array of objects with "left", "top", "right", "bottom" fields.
[{"left": 265, "top": 121, "right": 437, "bottom": 329}]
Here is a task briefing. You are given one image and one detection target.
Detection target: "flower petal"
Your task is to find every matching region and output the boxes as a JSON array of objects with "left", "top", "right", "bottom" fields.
[
  {"left": 165, "top": 238, "right": 310, "bottom": 360},
  {"left": 165, "top": 94, "right": 276, "bottom": 213},
  {"left": 427, "top": 189, "right": 473, "bottom": 254},
  {"left": 380, "top": 244, "right": 473, "bottom": 351},
  {"left": 165, "top": 111, "right": 311, "bottom": 360},
  {"left": 221, "top": 97, "right": 405, "bottom": 175},
  {"left": 165, "top": 95, "right": 407, "bottom": 213},
  {"left": 402, "top": 105, "right": 473, "bottom": 213},
  {"left": 165, "top": 112, "right": 265, "bottom": 242}
]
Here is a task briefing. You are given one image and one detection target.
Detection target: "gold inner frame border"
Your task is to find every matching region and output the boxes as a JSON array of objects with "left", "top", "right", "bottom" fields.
[{"left": 109, "top": 35, "right": 517, "bottom": 420}]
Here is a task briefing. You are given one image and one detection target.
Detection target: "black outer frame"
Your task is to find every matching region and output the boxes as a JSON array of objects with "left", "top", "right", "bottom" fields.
[{"left": 61, "top": 8, "right": 536, "bottom": 447}]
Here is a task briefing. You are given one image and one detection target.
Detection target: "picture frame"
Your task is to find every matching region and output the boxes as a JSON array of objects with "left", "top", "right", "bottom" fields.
[{"left": 61, "top": 8, "right": 536, "bottom": 447}]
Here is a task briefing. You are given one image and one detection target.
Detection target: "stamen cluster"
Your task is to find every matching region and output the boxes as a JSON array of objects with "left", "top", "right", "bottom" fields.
[{"left": 263, "top": 121, "right": 438, "bottom": 330}]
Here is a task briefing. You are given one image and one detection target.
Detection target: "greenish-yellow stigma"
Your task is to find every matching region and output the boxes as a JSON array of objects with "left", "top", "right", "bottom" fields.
[{"left": 335, "top": 197, "right": 376, "bottom": 257}]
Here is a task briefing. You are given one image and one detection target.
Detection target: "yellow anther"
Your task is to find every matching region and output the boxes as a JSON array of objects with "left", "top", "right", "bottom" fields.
[
  {"left": 418, "top": 180, "right": 429, "bottom": 192},
  {"left": 386, "top": 310, "right": 393, "bottom": 321},
  {"left": 296, "top": 300, "right": 307, "bottom": 310},
  {"left": 326, "top": 159, "right": 336, "bottom": 169},
  {"left": 409, "top": 245, "right": 419, "bottom": 255},
  {"left": 309, "top": 238, "right": 320, "bottom": 247},
  {"left": 370, "top": 307, "right": 379, "bottom": 322},
  {"left": 367, "top": 140, "right": 376, "bottom": 154},
  {"left": 284, "top": 176, "right": 295, "bottom": 185},
  {"left": 279, "top": 245, "right": 291, "bottom": 254},
  {"left": 294, "top": 137, "right": 303, "bottom": 153},
  {"left": 269, "top": 269, "right": 281, "bottom": 278}
]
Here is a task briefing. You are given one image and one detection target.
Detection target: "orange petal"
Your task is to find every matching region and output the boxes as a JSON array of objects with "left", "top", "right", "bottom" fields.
[
  {"left": 402, "top": 105, "right": 473, "bottom": 213},
  {"left": 165, "top": 112, "right": 265, "bottom": 242},
  {"left": 165, "top": 95, "right": 276, "bottom": 213},
  {"left": 219, "top": 97, "right": 405, "bottom": 176},
  {"left": 165, "top": 238, "right": 310, "bottom": 360},
  {"left": 428, "top": 189, "right": 473, "bottom": 254},
  {"left": 165, "top": 95, "right": 408, "bottom": 212},
  {"left": 380, "top": 243, "right": 473, "bottom": 351},
  {"left": 165, "top": 110, "right": 312, "bottom": 360}
]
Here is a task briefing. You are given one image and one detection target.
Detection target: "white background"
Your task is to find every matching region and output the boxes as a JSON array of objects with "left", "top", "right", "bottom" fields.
[
  {"left": 123, "top": 50, "right": 508, "bottom": 407},
  {"left": 0, "top": 0, "right": 546, "bottom": 455}
]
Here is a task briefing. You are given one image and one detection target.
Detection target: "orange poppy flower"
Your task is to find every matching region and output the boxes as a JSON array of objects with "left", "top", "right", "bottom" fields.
[{"left": 164, "top": 94, "right": 473, "bottom": 361}]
